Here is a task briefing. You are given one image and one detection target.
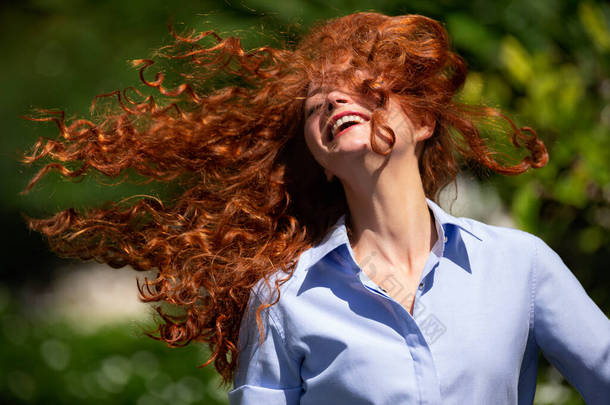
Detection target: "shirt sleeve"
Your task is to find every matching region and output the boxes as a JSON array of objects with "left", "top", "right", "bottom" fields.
[
  {"left": 533, "top": 236, "right": 610, "bottom": 404},
  {"left": 228, "top": 287, "right": 303, "bottom": 405}
]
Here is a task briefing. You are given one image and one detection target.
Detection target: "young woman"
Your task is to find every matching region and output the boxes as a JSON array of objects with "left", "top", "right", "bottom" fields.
[{"left": 24, "top": 11, "right": 609, "bottom": 405}]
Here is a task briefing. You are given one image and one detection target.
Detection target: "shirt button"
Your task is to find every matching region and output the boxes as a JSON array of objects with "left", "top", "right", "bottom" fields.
[{"left": 418, "top": 282, "right": 424, "bottom": 290}]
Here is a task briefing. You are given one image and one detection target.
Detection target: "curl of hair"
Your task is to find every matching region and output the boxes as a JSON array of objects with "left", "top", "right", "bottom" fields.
[{"left": 22, "top": 12, "right": 548, "bottom": 386}]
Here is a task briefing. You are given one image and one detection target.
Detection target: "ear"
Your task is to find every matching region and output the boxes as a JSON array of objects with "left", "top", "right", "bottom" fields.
[{"left": 415, "top": 114, "right": 436, "bottom": 142}]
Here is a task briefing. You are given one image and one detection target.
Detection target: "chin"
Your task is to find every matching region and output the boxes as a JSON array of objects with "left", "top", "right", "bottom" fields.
[
  {"left": 328, "top": 139, "right": 370, "bottom": 153},
  {"left": 329, "top": 127, "right": 372, "bottom": 150}
]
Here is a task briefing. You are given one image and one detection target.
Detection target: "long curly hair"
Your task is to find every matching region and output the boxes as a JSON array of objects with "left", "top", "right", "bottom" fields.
[{"left": 22, "top": 12, "right": 548, "bottom": 386}]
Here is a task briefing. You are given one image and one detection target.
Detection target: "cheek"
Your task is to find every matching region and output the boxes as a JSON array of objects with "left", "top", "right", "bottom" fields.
[
  {"left": 303, "top": 130, "right": 321, "bottom": 162},
  {"left": 303, "top": 123, "right": 328, "bottom": 167},
  {"left": 303, "top": 119, "right": 323, "bottom": 148}
]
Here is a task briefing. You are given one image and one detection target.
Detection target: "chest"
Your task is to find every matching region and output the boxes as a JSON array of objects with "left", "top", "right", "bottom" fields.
[
  {"left": 285, "top": 240, "right": 536, "bottom": 405},
  {"left": 370, "top": 273, "right": 421, "bottom": 315},
  {"left": 353, "top": 248, "right": 428, "bottom": 316},
  {"left": 290, "top": 263, "right": 532, "bottom": 405}
]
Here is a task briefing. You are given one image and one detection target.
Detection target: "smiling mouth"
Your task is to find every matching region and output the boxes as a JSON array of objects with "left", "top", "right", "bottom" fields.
[
  {"left": 330, "top": 122, "right": 364, "bottom": 141},
  {"left": 326, "top": 113, "right": 370, "bottom": 142}
]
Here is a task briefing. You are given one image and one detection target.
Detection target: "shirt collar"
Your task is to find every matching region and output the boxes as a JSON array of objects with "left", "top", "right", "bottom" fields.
[
  {"left": 425, "top": 198, "right": 483, "bottom": 242},
  {"left": 300, "top": 198, "right": 483, "bottom": 272}
]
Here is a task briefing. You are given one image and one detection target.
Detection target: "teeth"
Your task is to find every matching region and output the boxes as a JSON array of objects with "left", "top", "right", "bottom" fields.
[{"left": 331, "top": 114, "right": 367, "bottom": 139}]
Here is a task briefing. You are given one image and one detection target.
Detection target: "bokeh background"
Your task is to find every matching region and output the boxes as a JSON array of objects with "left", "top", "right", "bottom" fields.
[{"left": 2, "top": 1, "right": 609, "bottom": 404}]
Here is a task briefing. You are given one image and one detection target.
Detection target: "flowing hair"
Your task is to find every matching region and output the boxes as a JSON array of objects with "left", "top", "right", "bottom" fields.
[{"left": 22, "top": 12, "right": 548, "bottom": 386}]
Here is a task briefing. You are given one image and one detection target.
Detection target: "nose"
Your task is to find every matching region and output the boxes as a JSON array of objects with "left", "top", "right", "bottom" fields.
[{"left": 326, "top": 90, "right": 351, "bottom": 111}]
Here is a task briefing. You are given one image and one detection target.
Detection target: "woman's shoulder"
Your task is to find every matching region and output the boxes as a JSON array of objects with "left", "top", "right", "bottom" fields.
[
  {"left": 432, "top": 201, "right": 544, "bottom": 255},
  {"left": 455, "top": 213, "right": 576, "bottom": 279},
  {"left": 460, "top": 215, "right": 541, "bottom": 243},
  {"left": 247, "top": 248, "right": 314, "bottom": 310},
  {"left": 250, "top": 217, "right": 349, "bottom": 303},
  {"left": 428, "top": 198, "right": 543, "bottom": 249},
  {"left": 440, "top": 209, "right": 558, "bottom": 270}
]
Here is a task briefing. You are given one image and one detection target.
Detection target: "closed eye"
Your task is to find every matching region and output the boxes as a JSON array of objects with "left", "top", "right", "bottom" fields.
[{"left": 307, "top": 103, "right": 323, "bottom": 117}]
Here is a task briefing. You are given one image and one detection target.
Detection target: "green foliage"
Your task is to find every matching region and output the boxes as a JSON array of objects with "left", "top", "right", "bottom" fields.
[{"left": 0, "top": 286, "right": 229, "bottom": 405}]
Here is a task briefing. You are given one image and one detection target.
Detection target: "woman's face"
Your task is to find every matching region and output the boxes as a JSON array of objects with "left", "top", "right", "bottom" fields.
[
  {"left": 303, "top": 76, "right": 375, "bottom": 155},
  {"left": 302, "top": 70, "right": 429, "bottom": 182}
]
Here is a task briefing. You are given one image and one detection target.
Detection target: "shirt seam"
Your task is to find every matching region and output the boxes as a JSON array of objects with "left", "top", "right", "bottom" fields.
[{"left": 251, "top": 286, "right": 303, "bottom": 364}]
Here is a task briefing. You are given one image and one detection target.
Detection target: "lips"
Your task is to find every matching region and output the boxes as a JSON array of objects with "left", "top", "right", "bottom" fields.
[
  {"left": 333, "top": 121, "right": 364, "bottom": 140},
  {"left": 325, "top": 111, "right": 371, "bottom": 141}
]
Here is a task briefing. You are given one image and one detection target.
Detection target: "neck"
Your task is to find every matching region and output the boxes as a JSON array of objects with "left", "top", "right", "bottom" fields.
[{"left": 341, "top": 157, "right": 437, "bottom": 276}]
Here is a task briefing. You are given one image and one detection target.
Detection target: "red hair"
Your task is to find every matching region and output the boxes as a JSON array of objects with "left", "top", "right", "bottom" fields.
[{"left": 23, "top": 12, "right": 547, "bottom": 386}]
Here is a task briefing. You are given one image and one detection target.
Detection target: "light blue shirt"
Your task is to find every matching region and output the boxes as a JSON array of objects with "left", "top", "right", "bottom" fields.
[{"left": 229, "top": 198, "right": 610, "bottom": 405}]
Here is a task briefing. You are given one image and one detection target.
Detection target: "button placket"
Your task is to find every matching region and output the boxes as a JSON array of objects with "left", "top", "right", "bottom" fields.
[{"left": 341, "top": 235, "right": 436, "bottom": 320}]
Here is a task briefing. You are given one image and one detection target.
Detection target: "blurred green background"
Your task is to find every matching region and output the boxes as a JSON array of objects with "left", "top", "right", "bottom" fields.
[{"left": 2, "top": 0, "right": 609, "bottom": 404}]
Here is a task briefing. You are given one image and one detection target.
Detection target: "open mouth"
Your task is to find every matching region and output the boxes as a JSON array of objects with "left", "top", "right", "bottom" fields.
[
  {"left": 329, "top": 121, "right": 363, "bottom": 141},
  {"left": 327, "top": 113, "right": 370, "bottom": 142}
]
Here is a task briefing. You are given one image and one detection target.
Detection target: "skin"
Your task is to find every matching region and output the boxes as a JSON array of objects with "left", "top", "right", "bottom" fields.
[{"left": 303, "top": 69, "right": 438, "bottom": 315}]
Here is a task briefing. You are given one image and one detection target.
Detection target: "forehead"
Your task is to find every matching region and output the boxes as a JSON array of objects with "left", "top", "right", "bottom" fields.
[{"left": 306, "top": 67, "right": 369, "bottom": 97}]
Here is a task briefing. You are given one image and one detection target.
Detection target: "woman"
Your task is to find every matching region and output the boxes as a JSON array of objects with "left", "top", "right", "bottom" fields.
[{"left": 24, "top": 12, "right": 609, "bottom": 405}]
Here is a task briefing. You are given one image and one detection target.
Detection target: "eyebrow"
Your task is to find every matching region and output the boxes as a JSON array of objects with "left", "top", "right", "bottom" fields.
[
  {"left": 306, "top": 80, "right": 359, "bottom": 98},
  {"left": 307, "top": 87, "right": 323, "bottom": 97}
]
